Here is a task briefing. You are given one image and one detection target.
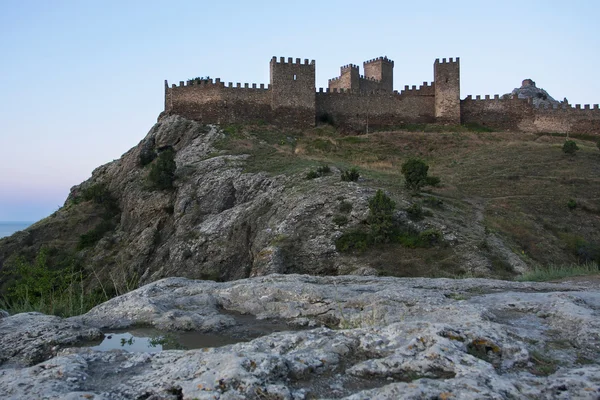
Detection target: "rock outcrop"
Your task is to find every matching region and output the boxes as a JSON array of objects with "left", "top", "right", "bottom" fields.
[
  {"left": 0, "top": 117, "right": 378, "bottom": 287},
  {"left": 0, "top": 115, "right": 524, "bottom": 292},
  {"left": 1, "top": 275, "right": 599, "bottom": 399},
  {"left": 507, "top": 79, "right": 562, "bottom": 107}
]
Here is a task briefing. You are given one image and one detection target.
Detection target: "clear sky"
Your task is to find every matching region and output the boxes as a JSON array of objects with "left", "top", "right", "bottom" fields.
[{"left": 1, "top": 0, "right": 598, "bottom": 222}]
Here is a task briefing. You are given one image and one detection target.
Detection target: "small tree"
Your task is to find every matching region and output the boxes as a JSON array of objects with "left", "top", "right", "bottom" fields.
[
  {"left": 401, "top": 158, "right": 429, "bottom": 191},
  {"left": 148, "top": 148, "right": 176, "bottom": 190},
  {"left": 367, "top": 190, "right": 396, "bottom": 244},
  {"left": 562, "top": 140, "right": 578, "bottom": 155}
]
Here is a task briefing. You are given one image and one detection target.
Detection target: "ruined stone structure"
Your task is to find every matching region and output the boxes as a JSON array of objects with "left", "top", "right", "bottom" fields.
[{"left": 162, "top": 56, "right": 599, "bottom": 135}]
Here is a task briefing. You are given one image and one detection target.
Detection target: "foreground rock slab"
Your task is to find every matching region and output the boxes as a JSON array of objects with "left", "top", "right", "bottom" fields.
[{"left": 1, "top": 274, "right": 599, "bottom": 399}]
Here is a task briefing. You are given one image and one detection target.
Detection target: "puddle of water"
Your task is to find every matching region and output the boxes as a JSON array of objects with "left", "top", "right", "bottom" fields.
[
  {"left": 88, "top": 313, "right": 301, "bottom": 353},
  {"left": 90, "top": 327, "right": 242, "bottom": 353}
]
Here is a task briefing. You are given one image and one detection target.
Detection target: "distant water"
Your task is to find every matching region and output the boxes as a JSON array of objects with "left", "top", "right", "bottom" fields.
[{"left": 0, "top": 222, "right": 33, "bottom": 239}]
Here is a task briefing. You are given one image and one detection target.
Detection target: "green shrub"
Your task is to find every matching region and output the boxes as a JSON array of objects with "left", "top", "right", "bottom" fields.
[
  {"left": 367, "top": 190, "right": 396, "bottom": 244},
  {"left": 306, "top": 165, "right": 331, "bottom": 180},
  {"left": 139, "top": 148, "right": 157, "bottom": 166},
  {"left": 77, "top": 220, "right": 116, "bottom": 250},
  {"left": 79, "top": 183, "right": 120, "bottom": 218},
  {"left": 148, "top": 148, "right": 176, "bottom": 190},
  {"left": 139, "top": 138, "right": 157, "bottom": 166},
  {"left": 223, "top": 124, "right": 242, "bottom": 136},
  {"left": 406, "top": 203, "right": 424, "bottom": 220},
  {"left": 401, "top": 158, "right": 430, "bottom": 191},
  {"left": 339, "top": 201, "right": 353, "bottom": 213},
  {"left": 567, "top": 199, "right": 577, "bottom": 210},
  {"left": 562, "top": 140, "right": 578, "bottom": 155},
  {"left": 425, "top": 176, "right": 441, "bottom": 186},
  {"left": 423, "top": 196, "right": 443, "bottom": 208},
  {"left": 341, "top": 167, "right": 360, "bottom": 182},
  {"left": 188, "top": 76, "right": 210, "bottom": 84},
  {"left": 305, "top": 170, "right": 320, "bottom": 180},
  {"left": 335, "top": 229, "right": 370, "bottom": 252},
  {"left": 0, "top": 248, "right": 107, "bottom": 317},
  {"left": 332, "top": 215, "right": 349, "bottom": 226},
  {"left": 317, "top": 165, "right": 331, "bottom": 175},
  {"left": 418, "top": 229, "right": 442, "bottom": 246},
  {"left": 336, "top": 191, "right": 443, "bottom": 253}
]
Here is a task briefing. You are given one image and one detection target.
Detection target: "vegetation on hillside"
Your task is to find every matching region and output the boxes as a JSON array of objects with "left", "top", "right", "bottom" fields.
[
  {"left": 2, "top": 121, "right": 599, "bottom": 317},
  {"left": 74, "top": 183, "right": 121, "bottom": 250},
  {"left": 1, "top": 248, "right": 106, "bottom": 316},
  {"left": 563, "top": 140, "right": 579, "bottom": 155},
  {"left": 335, "top": 190, "right": 443, "bottom": 253},
  {"left": 148, "top": 148, "right": 177, "bottom": 190},
  {"left": 214, "top": 122, "right": 600, "bottom": 278},
  {"left": 401, "top": 158, "right": 440, "bottom": 192}
]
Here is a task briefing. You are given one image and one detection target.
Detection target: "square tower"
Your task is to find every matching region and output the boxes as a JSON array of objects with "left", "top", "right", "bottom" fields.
[
  {"left": 363, "top": 56, "right": 394, "bottom": 92},
  {"left": 329, "top": 64, "right": 360, "bottom": 91},
  {"left": 269, "top": 57, "right": 316, "bottom": 127},
  {"left": 434, "top": 57, "right": 461, "bottom": 124}
]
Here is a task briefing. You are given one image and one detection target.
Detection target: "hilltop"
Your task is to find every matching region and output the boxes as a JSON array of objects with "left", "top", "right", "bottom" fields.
[{"left": 1, "top": 116, "right": 599, "bottom": 309}]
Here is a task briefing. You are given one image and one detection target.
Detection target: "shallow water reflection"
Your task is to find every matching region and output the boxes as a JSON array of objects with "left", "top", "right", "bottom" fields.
[{"left": 91, "top": 327, "right": 248, "bottom": 352}]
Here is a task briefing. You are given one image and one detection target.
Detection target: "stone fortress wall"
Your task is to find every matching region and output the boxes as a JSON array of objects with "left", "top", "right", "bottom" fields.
[{"left": 162, "top": 55, "right": 600, "bottom": 135}]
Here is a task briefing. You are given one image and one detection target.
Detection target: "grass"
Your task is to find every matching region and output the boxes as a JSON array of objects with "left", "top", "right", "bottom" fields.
[
  {"left": 517, "top": 262, "right": 599, "bottom": 282},
  {"left": 214, "top": 125, "right": 600, "bottom": 277}
]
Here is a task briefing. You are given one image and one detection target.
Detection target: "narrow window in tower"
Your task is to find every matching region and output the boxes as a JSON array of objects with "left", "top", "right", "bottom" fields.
[{"left": 293, "top": 74, "right": 297, "bottom": 81}]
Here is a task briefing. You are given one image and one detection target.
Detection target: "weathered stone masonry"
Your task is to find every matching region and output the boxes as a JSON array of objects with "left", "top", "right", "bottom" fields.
[{"left": 162, "top": 56, "right": 599, "bottom": 135}]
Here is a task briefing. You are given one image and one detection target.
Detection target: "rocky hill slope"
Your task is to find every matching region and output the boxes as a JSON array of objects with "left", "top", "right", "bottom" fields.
[{"left": 1, "top": 116, "right": 599, "bottom": 302}]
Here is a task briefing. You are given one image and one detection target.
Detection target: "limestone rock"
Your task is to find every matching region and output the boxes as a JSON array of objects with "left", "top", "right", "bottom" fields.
[
  {"left": 1, "top": 275, "right": 599, "bottom": 399},
  {"left": 506, "top": 78, "right": 561, "bottom": 107},
  {"left": 0, "top": 312, "right": 102, "bottom": 368}
]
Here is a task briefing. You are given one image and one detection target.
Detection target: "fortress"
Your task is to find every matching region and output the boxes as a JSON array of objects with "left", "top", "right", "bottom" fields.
[{"left": 161, "top": 56, "right": 599, "bottom": 135}]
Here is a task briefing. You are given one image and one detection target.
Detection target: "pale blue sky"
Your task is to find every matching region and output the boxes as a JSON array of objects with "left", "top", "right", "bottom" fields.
[{"left": 1, "top": 0, "right": 599, "bottom": 221}]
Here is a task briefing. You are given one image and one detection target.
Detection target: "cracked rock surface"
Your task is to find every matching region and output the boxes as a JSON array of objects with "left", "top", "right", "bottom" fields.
[{"left": 1, "top": 275, "right": 599, "bottom": 399}]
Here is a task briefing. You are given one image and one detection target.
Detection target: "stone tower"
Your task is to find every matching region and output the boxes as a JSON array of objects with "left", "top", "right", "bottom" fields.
[
  {"left": 270, "top": 57, "right": 315, "bottom": 127},
  {"left": 338, "top": 64, "right": 360, "bottom": 90},
  {"left": 434, "top": 57, "right": 460, "bottom": 124},
  {"left": 363, "top": 57, "right": 394, "bottom": 92}
]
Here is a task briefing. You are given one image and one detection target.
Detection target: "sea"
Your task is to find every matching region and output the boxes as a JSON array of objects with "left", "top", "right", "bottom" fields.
[{"left": 0, "top": 222, "right": 33, "bottom": 239}]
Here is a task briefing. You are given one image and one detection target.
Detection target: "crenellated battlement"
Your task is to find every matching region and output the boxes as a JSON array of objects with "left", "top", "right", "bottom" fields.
[
  {"left": 162, "top": 54, "right": 598, "bottom": 135},
  {"left": 341, "top": 64, "right": 359, "bottom": 72},
  {"left": 364, "top": 56, "right": 394, "bottom": 66},
  {"left": 359, "top": 75, "right": 379, "bottom": 82},
  {"left": 317, "top": 87, "right": 397, "bottom": 96},
  {"left": 270, "top": 56, "right": 315, "bottom": 65},
  {"left": 400, "top": 82, "right": 435, "bottom": 96},
  {"left": 464, "top": 94, "right": 529, "bottom": 102},
  {"left": 533, "top": 103, "right": 600, "bottom": 112},
  {"left": 435, "top": 57, "right": 460, "bottom": 64},
  {"left": 167, "top": 79, "right": 270, "bottom": 91}
]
